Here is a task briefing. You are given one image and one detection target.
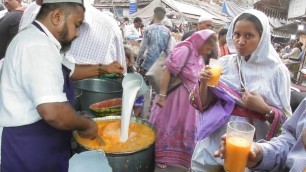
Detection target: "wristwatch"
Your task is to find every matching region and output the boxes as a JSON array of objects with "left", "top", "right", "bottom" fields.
[{"left": 265, "top": 108, "right": 274, "bottom": 122}]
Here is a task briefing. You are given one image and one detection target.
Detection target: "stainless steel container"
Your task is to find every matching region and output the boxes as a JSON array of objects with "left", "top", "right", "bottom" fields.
[
  {"left": 73, "top": 116, "right": 156, "bottom": 172},
  {"left": 73, "top": 78, "right": 123, "bottom": 111}
]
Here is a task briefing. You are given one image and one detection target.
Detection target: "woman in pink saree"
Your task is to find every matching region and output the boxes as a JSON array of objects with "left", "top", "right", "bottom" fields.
[{"left": 149, "top": 30, "right": 217, "bottom": 169}]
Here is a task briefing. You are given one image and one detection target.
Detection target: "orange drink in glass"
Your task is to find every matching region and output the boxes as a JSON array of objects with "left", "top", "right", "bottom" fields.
[
  {"left": 224, "top": 121, "right": 255, "bottom": 172},
  {"left": 207, "top": 59, "right": 222, "bottom": 87}
]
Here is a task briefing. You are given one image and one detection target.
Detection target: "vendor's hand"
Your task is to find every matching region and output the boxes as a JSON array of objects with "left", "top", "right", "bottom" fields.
[
  {"left": 241, "top": 92, "right": 270, "bottom": 114},
  {"left": 213, "top": 135, "right": 264, "bottom": 168},
  {"left": 156, "top": 95, "right": 166, "bottom": 107},
  {"left": 199, "top": 65, "right": 212, "bottom": 83},
  {"left": 104, "top": 61, "right": 125, "bottom": 74},
  {"left": 78, "top": 119, "right": 98, "bottom": 140}
]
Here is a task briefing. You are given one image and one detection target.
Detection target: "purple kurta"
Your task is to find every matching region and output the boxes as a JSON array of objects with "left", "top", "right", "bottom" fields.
[{"left": 149, "top": 43, "right": 205, "bottom": 168}]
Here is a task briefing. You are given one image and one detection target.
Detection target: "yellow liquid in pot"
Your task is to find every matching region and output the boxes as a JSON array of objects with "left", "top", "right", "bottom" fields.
[{"left": 75, "top": 120, "right": 156, "bottom": 153}]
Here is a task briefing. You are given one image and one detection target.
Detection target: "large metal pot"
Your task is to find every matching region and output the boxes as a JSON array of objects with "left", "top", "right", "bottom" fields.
[
  {"left": 74, "top": 79, "right": 123, "bottom": 111},
  {"left": 73, "top": 116, "right": 156, "bottom": 172}
]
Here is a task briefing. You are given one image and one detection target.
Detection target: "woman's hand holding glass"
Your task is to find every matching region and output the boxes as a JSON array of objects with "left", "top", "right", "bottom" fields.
[{"left": 199, "top": 65, "right": 212, "bottom": 84}]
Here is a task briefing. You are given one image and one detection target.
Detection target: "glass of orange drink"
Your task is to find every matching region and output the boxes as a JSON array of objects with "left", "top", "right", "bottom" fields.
[
  {"left": 207, "top": 59, "right": 222, "bottom": 87},
  {"left": 224, "top": 121, "right": 255, "bottom": 172}
]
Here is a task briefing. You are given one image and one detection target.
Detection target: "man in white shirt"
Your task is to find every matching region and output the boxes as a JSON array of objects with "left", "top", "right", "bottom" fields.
[
  {"left": 125, "top": 17, "right": 142, "bottom": 40},
  {"left": 0, "top": 0, "right": 98, "bottom": 171},
  {"left": 18, "top": 1, "right": 126, "bottom": 68}
]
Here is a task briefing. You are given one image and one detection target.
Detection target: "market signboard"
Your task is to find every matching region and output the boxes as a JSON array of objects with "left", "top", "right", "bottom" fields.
[{"left": 129, "top": 0, "right": 137, "bottom": 14}]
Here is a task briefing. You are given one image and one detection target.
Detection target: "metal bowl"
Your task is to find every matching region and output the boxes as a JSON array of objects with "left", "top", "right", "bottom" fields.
[{"left": 73, "top": 116, "right": 156, "bottom": 172}]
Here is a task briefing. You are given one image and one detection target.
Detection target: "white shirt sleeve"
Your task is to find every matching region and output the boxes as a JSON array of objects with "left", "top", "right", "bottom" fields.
[
  {"left": 19, "top": 44, "right": 67, "bottom": 106},
  {"left": 62, "top": 55, "right": 75, "bottom": 77}
]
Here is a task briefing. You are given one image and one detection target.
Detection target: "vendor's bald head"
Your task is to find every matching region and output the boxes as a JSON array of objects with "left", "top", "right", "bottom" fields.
[
  {"left": 198, "top": 15, "right": 213, "bottom": 30},
  {"left": 36, "top": 0, "right": 85, "bottom": 52}
]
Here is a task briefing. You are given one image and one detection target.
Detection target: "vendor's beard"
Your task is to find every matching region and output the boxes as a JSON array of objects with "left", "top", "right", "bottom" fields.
[{"left": 59, "top": 23, "right": 74, "bottom": 54}]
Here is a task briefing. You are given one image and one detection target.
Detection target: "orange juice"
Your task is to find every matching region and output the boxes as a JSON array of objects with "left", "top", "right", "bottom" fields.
[
  {"left": 224, "top": 136, "right": 251, "bottom": 172},
  {"left": 75, "top": 120, "right": 156, "bottom": 153},
  {"left": 207, "top": 67, "right": 222, "bottom": 87}
]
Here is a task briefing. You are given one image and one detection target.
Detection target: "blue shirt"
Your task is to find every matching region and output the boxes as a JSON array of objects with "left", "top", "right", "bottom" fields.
[
  {"left": 137, "top": 23, "right": 171, "bottom": 70},
  {"left": 253, "top": 98, "right": 306, "bottom": 172}
]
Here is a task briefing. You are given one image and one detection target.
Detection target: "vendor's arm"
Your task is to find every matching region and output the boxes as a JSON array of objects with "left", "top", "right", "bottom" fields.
[
  {"left": 37, "top": 102, "right": 97, "bottom": 139},
  {"left": 71, "top": 61, "right": 124, "bottom": 80},
  {"left": 156, "top": 67, "right": 171, "bottom": 107}
]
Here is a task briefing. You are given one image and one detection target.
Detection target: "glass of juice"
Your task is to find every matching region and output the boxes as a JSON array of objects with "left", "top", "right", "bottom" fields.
[
  {"left": 224, "top": 121, "right": 255, "bottom": 172},
  {"left": 207, "top": 59, "right": 222, "bottom": 87}
]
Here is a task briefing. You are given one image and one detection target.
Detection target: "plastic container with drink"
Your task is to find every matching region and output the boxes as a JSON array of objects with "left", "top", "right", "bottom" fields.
[
  {"left": 224, "top": 121, "right": 255, "bottom": 172},
  {"left": 207, "top": 59, "right": 222, "bottom": 87}
]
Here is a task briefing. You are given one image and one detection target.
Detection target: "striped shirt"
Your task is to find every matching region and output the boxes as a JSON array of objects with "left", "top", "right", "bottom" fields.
[
  {"left": 65, "top": 3, "right": 125, "bottom": 67},
  {"left": 253, "top": 98, "right": 306, "bottom": 171},
  {"left": 18, "top": 3, "right": 126, "bottom": 67}
]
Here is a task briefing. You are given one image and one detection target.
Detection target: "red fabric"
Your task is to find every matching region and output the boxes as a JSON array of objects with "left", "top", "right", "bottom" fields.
[
  {"left": 220, "top": 44, "right": 230, "bottom": 57},
  {"left": 231, "top": 104, "right": 265, "bottom": 120}
]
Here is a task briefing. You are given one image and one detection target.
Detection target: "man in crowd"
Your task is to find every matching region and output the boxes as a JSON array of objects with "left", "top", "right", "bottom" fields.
[
  {"left": 120, "top": 16, "right": 129, "bottom": 38},
  {"left": 182, "top": 15, "right": 213, "bottom": 39},
  {"left": 0, "top": 0, "right": 98, "bottom": 171},
  {"left": 182, "top": 15, "right": 217, "bottom": 61},
  {"left": 137, "top": 7, "right": 171, "bottom": 73},
  {"left": 218, "top": 28, "right": 230, "bottom": 57},
  {"left": 214, "top": 98, "right": 306, "bottom": 171},
  {"left": 197, "top": 15, "right": 213, "bottom": 30},
  {"left": 0, "top": 0, "right": 24, "bottom": 59},
  {"left": 125, "top": 17, "right": 142, "bottom": 40}
]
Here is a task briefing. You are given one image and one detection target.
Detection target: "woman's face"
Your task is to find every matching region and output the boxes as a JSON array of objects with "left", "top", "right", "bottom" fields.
[
  {"left": 233, "top": 20, "right": 261, "bottom": 58},
  {"left": 198, "top": 35, "right": 217, "bottom": 56}
]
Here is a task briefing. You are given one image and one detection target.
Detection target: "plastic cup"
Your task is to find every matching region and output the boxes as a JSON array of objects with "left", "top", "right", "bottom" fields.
[
  {"left": 224, "top": 121, "right": 255, "bottom": 172},
  {"left": 207, "top": 59, "right": 222, "bottom": 87}
]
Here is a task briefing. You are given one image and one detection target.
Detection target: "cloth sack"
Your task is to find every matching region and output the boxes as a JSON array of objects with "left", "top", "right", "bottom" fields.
[
  {"left": 146, "top": 48, "right": 191, "bottom": 94},
  {"left": 195, "top": 85, "right": 235, "bottom": 140}
]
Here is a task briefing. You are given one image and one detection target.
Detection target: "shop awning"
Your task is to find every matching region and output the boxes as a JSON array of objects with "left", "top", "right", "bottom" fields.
[{"left": 253, "top": 0, "right": 290, "bottom": 19}]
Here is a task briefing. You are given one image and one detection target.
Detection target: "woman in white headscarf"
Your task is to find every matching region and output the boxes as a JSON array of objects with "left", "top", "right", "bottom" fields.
[{"left": 189, "top": 9, "right": 292, "bottom": 171}]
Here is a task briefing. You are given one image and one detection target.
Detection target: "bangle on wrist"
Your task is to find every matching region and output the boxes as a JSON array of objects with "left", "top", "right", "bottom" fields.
[
  {"left": 159, "top": 93, "right": 167, "bottom": 97},
  {"left": 98, "top": 64, "right": 104, "bottom": 75},
  {"left": 264, "top": 108, "right": 274, "bottom": 121}
]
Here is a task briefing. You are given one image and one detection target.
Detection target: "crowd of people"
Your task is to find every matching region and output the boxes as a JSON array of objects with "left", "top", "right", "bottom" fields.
[{"left": 0, "top": 0, "right": 305, "bottom": 171}]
